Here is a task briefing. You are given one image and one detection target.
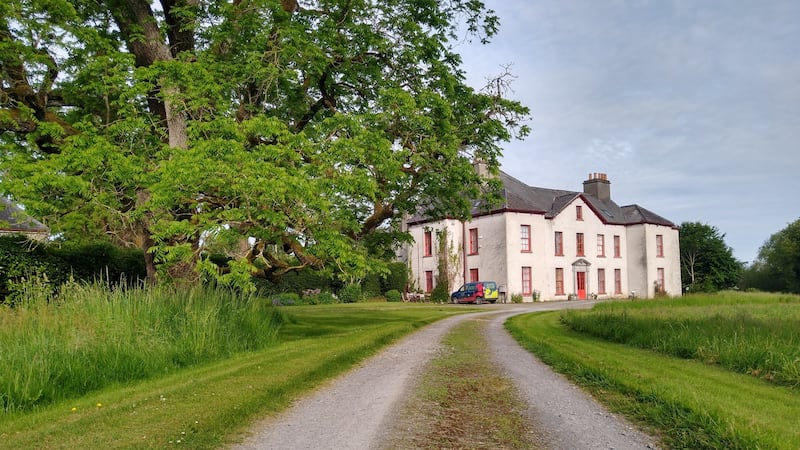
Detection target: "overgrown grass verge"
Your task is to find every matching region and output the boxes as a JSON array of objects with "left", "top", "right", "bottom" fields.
[
  {"left": 385, "top": 318, "right": 541, "bottom": 449},
  {"left": 0, "top": 282, "right": 284, "bottom": 413},
  {"left": 0, "top": 303, "right": 464, "bottom": 449},
  {"left": 560, "top": 292, "right": 800, "bottom": 386},
  {"left": 506, "top": 309, "right": 800, "bottom": 449}
]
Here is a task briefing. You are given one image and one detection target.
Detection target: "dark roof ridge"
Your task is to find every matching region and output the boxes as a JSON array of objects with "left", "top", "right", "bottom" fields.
[{"left": 1, "top": 198, "right": 49, "bottom": 232}]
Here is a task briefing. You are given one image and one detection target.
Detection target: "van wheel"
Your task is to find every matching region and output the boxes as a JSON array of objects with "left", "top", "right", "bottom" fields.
[{"left": 475, "top": 297, "right": 483, "bottom": 305}]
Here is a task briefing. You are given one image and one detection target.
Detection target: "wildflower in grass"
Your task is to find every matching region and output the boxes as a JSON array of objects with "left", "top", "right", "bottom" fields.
[
  {"left": 71, "top": 407, "right": 77, "bottom": 412},
  {"left": 96, "top": 403, "right": 102, "bottom": 407}
]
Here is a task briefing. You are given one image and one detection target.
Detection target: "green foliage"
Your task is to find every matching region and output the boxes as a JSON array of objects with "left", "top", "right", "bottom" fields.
[
  {"left": 362, "top": 272, "right": 382, "bottom": 298},
  {"left": 430, "top": 282, "right": 450, "bottom": 303},
  {"left": 384, "top": 289, "right": 402, "bottom": 302},
  {"left": 270, "top": 292, "right": 300, "bottom": 306},
  {"left": 0, "top": 236, "right": 148, "bottom": 303},
  {"left": 48, "top": 241, "right": 146, "bottom": 284},
  {"left": 510, "top": 293, "right": 523, "bottom": 304},
  {"left": 434, "top": 227, "right": 459, "bottom": 301},
  {"left": 679, "top": 222, "right": 743, "bottom": 292},
  {"left": 256, "top": 268, "right": 335, "bottom": 296},
  {"left": 1, "top": 0, "right": 529, "bottom": 286},
  {"left": 742, "top": 219, "right": 800, "bottom": 294},
  {"left": 0, "top": 235, "right": 63, "bottom": 303},
  {"left": 382, "top": 262, "right": 409, "bottom": 294},
  {"left": 338, "top": 284, "right": 363, "bottom": 303},
  {"left": 560, "top": 293, "right": 800, "bottom": 387},
  {"left": 0, "top": 284, "right": 284, "bottom": 413}
]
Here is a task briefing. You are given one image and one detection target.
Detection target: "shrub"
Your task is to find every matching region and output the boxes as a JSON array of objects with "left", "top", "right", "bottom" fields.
[
  {"left": 299, "top": 290, "right": 338, "bottom": 305},
  {"left": 0, "top": 235, "right": 64, "bottom": 304},
  {"left": 385, "top": 289, "right": 402, "bottom": 302},
  {"left": 315, "top": 291, "right": 338, "bottom": 304},
  {"left": 511, "top": 293, "right": 523, "bottom": 304},
  {"left": 430, "top": 283, "right": 449, "bottom": 303},
  {"left": 270, "top": 292, "right": 300, "bottom": 306},
  {"left": 262, "top": 268, "right": 334, "bottom": 296},
  {"left": 50, "top": 241, "right": 146, "bottom": 285},
  {"left": 381, "top": 262, "right": 408, "bottom": 293},
  {"left": 338, "top": 284, "right": 362, "bottom": 303},
  {"left": 362, "top": 272, "right": 382, "bottom": 298}
]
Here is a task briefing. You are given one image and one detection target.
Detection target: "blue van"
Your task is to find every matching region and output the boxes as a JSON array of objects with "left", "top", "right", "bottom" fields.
[{"left": 450, "top": 281, "right": 499, "bottom": 304}]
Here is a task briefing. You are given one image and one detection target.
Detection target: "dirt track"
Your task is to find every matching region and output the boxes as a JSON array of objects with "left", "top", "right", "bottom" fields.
[{"left": 232, "top": 302, "right": 659, "bottom": 449}]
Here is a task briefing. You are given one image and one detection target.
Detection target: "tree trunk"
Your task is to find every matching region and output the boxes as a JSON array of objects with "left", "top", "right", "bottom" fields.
[
  {"left": 143, "top": 236, "right": 158, "bottom": 285},
  {"left": 109, "top": 0, "right": 189, "bottom": 150}
]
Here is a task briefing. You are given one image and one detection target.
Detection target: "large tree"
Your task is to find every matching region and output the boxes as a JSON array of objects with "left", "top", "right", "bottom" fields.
[
  {"left": 679, "top": 222, "right": 743, "bottom": 292},
  {"left": 742, "top": 219, "right": 800, "bottom": 294},
  {"left": 1, "top": 0, "right": 529, "bottom": 286}
]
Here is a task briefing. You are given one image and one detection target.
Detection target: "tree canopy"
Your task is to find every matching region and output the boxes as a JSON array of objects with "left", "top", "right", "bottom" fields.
[
  {"left": 742, "top": 219, "right": 800, "bottom": 294},
  {"left": 679, "top": 221, "right": 743, "bottom": 292},
  {"left": 0, "top": 0, "right": 529, "bottom": 287}
]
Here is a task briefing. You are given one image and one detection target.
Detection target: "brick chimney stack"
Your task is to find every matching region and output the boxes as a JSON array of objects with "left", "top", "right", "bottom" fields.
[{"left": 583, "top": 172, "right": 611, "bottom": 201}]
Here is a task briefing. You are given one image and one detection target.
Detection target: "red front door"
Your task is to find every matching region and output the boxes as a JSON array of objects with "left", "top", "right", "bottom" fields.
[{"left": 576, "top": 272, "right": 587, "bottom": 299}]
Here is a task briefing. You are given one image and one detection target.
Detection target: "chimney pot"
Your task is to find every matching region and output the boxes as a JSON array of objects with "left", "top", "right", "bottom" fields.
[{"left": 583, "top": 171, "right": 611, "bottom": 200}]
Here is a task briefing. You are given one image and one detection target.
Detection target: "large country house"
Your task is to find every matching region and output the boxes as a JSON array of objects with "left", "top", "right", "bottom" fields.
[{"left": 400, "top": 168, "right": 681, "bottom": 301}]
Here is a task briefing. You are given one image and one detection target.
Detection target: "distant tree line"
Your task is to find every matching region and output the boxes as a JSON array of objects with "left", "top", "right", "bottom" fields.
[
  {"left": 680, "top": 219, "right": 800, "bottom": 294},
  {"left": 740, "top": 219, "right": 800, "bottom": 294}
]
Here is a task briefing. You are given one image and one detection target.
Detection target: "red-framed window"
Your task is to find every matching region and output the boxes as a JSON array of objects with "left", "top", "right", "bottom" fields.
[
  {"left": 469, "top": 228, "right": 479, "bottom": 255},
  {"left": 656, "top": 234, "right": 664, "bottom": 257},
  {"left": 423, "top": 230, "right": 432, "bottom": 257},
  {"left": 576, "top": 233, "right": 585, "bottom": 257},
  {"left": 576, "top": 205, "right": 583, "bottom": 220},
  {"left": 555, "top": 268, "right": 565, "bottom": 295},
  {"left": 613, "top": 235, "right": 621, "bottom": 258},
  {"left": 521, "top": 225, "right": 531, "bottom": 252},
  {"left": 614, "top": 269, "right": 622, "bottom": 294},
  {"left": 425, "top": 270, "right": 434, "bottom": 293},
  {"left": 657, "top": 267, "right": 665, "bottom": 293},
  {"left": 597, "top": 268, "right": 606, "bottom": 294},
  {"left": 469, "top": 268, "right": 479, "bottom": 282},
  {"left": 597, "top": 234, "right": 605, "bottom": 257},
  {"left": 554, "top": 231, "right": 563, "bottom": 256},
  {"left": 522, "top": 266, "right": 532, "bottom": 295}
]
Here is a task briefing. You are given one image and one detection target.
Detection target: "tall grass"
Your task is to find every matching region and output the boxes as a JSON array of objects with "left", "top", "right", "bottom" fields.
[
  {"left": 0, "top": 280, "right": 283, "bottom": 413},
  {"left": 560, "top": 292, "right": 800, "bottom": 386}
]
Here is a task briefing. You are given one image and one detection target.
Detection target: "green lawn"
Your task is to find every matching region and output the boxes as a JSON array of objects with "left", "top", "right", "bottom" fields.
[
  {"left": 506, "top": 294, "right": 800, "bottom": 450},
  {"left": 0, "top": 302, "right": 467, "bottom": 449}
]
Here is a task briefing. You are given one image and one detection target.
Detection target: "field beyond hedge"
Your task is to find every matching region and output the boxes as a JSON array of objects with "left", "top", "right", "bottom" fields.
[
  {"left": 507, "top": 292, "right": 800, "bottom": 449},
  {"left": 560, "top": 292, "right": 800, "bottom": 386}
]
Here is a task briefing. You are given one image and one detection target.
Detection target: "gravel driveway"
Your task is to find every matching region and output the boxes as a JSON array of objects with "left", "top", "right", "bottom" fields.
[{"left": 232, "top": 302, "right": 659, "bottom": 450}]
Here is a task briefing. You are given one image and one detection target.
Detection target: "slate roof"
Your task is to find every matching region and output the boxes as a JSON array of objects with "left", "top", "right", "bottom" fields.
[
  {"left": 407, "top": 171, "right": 676, "bottom": 228},
  {"left": 0, "top": 198, "right": 49, "bottom": 232}
]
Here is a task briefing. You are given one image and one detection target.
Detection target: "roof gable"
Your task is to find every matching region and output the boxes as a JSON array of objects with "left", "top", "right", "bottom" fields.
[{"left": 0, "top": 198, "right": 49, "bottom": 232}]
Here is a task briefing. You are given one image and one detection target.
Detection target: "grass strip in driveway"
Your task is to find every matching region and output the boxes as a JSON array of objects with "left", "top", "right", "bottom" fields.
[
  {"left": 0, "top": 304, "right": 464, "bottom": 449},
  {"left": 506, "top": 311, "right": 800, "bottom": 450},
  {"left": 384, "top": 317, "right": 542, "bottom": 449}
]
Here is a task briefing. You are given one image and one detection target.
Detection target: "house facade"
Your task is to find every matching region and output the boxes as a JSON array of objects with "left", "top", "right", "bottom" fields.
[{"left": 400, "top": 171, "right": 681, "bottom": 301}]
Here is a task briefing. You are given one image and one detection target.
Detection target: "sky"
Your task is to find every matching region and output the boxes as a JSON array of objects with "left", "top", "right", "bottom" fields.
[{"left": 456, "top": 0, "right": 800, "bottom": 264}]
